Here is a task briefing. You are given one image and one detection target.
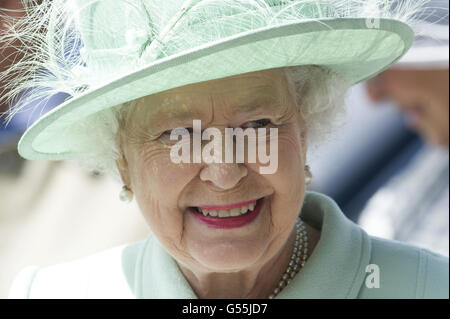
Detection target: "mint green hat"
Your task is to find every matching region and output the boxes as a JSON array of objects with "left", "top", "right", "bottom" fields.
[{"left": 2, "top": 0, "right": 423, "bottom": 160}]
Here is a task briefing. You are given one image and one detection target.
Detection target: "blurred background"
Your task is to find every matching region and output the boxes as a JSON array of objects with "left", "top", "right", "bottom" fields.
[
  {"left": 1, "top": 0, "right": 449, "bottom": 298},
  {"left": 309, "top": 0, "right": 449, "bottom": 258}
]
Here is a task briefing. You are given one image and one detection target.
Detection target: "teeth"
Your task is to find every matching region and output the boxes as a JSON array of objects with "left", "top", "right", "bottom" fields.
[
  {"left": 197, "top": 200, "right": 258, "bottom": 218},
  {"left": 219, "top": 210, "right": 230, "bottom": 218},
  {"left": 209, "top": 210, "right": 218, "bottom": 217},
  {"left": 230, "top": 208, "right": 241, "bottom": 216}
]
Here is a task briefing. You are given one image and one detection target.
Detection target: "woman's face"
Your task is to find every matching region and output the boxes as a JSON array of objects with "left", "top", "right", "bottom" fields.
[
  {"left": 117, "top": 68, "right": 308, "bottom": 273},
  {"left": 367, "top": 68, "right": 450, "bottom": 147}
]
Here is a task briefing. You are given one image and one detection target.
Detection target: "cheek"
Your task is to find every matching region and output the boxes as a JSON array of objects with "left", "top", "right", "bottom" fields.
[
  {"left": 273, "top": 130, "right": 305, "bottom": 200},
  {"left": 246, "top": 121, "right": 305, "bottom": 195},
  {"left": 278, "top": 129, "right": 304, "bottom": 162},
  {"left": 252, "top": 127, "right": 305, "bottom": 234},
  {"left": 129, "top": 144, "right": 191, "bottom": 199},
  {"left": 275, "top": 121, "right": 305, "bottom": 178},
  {"left": 126, "top": 143, "right": 197, "bottom": 240}
]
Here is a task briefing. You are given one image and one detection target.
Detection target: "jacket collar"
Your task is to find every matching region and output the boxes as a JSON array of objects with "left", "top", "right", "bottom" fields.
[
  {"left": 135, "top": 192, "right": 371, "bottom": 299},
  {"left": 278, "top": 192, "right": 371, "bottom": 298}
]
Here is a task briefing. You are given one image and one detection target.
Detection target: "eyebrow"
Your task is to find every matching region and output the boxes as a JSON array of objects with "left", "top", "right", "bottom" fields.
[
  {"left": 151, "top": 86, "right": 279, "bottom": 121},
  {"left": 233, "top": 97, "right": 277, "bottom": 113}
]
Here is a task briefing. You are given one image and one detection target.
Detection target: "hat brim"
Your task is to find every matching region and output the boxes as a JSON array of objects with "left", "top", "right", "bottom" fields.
[{"left": 18, "top": 18, "right": 413, "bottom": 160}]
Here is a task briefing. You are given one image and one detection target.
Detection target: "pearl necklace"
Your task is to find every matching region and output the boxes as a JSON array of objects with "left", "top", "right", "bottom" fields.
[{"left": 268, "top": 218, "right": 308, "bottom": 299}]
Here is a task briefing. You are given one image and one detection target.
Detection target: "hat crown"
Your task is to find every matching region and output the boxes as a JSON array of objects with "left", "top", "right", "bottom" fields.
[{"left": 71, "top": 0, "right": 329, "bottom": 77}]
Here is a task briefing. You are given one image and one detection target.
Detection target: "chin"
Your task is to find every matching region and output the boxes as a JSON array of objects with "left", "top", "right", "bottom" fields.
[{"left": 187, "top": 238, "right": 268, "bottom": 272}]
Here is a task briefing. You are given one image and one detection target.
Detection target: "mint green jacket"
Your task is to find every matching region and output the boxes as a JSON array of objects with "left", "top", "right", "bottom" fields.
[{"left": 9, "top": 192, "right": 449, "bottom": 299}]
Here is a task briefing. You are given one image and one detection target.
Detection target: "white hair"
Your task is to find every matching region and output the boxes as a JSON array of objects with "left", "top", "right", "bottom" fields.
[{"left": 68, "top": 65, "right": 350, "bottom": 180}]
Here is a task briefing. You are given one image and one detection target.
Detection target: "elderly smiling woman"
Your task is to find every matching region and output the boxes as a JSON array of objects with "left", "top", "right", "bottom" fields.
[{"left": 3, "top": 0, "right": 449, "bottom": 299}]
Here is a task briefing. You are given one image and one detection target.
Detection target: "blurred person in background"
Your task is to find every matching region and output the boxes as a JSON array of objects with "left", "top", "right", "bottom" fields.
[
  {"left": 359, "top": 0, "right": 449, "bottom": 256},
  {"left": 0, "top": 1, "right": 149, "bottom": 298}
]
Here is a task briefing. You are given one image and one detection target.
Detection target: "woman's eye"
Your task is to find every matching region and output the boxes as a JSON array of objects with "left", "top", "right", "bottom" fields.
[
  {"left": 170, "top": 127, "right": 193, "bottom": 135},
  {"left": 159, "top": 127, "right": 193, "bottom": 142},
  {"left": 242, "top": 119, "right": 271, "bottom": 129}
]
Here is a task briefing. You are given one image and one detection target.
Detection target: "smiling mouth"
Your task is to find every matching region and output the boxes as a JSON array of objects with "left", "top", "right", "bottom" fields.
[
  {"left": 189, "top": 198, "right": 265, "bottom": 229},
  {"left": 190, "top": 198, "right": 263, "bottom": 219}
]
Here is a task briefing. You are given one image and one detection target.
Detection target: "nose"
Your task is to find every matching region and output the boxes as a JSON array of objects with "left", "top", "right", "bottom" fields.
[{"left": 199, "top": 163, "right": 248, "bottom": 190}]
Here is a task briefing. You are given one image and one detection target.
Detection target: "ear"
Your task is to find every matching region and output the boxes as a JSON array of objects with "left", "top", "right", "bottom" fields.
[
  {"left": 299, "top": 119, "right": 308, "bottom": 165},
  {"left": 116, "top": 152, "right": 131, "bottom": 187}
]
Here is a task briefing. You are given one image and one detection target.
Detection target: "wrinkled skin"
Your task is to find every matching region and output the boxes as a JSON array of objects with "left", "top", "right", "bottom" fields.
[{"left": 116, "top": 68, "right": 320, "bottom": 298}]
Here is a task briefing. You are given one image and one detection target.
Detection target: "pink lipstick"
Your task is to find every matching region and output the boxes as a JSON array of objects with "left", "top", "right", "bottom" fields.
[{"left": 190, "top": 198, "right": 264, "bottom": 229}]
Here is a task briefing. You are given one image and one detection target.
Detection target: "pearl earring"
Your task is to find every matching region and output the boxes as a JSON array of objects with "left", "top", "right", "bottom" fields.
[
  {"left": 120, "top": 185, "right": 134, "bottom": 202},
  {"left": 305, "top": 165, "right": 313, "bottom": 185}
]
